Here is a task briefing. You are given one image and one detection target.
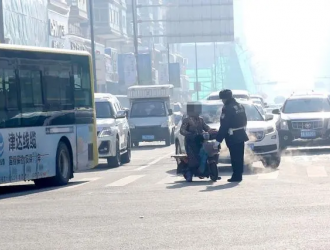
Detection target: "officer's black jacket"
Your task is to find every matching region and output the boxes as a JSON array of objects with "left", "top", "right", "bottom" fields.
[{"left": 216, "top": 98, "right": 249, "bottom": 147}]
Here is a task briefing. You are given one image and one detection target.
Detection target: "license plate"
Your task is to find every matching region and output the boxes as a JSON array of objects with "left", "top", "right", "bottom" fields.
[
  {"left": 142, "top": 135, "right": 154, "bottom": 140},
  {"left": 301, "top": 130, "right": 316, "bottom": 138},
  {"left": 247, "top": 144, "right": 254, "bottom": 150}
]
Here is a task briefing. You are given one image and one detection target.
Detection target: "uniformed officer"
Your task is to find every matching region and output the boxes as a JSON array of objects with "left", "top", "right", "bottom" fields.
[{"left": 216, "top": 89, "right": 249, "bottom": 182}]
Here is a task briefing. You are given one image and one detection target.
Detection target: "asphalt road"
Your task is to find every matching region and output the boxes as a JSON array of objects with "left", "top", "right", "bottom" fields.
[{"left": 1, "top": 142, "right": 330, "bottom": 250}]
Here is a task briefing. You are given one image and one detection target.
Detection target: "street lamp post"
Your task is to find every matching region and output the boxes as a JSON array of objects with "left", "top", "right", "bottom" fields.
[
  {"left": 132, "top": 0, "right": 140, "bottom": 85},
  {"left": 89, "top": 0, "right": 97, "bottom": 92},
  {"left": 0, "top": 0, "right": 5, "bottom": 43}
]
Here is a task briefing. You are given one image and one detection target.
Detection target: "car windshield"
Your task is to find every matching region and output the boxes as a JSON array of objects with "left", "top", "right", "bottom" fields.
[
  {"left": 255, "top": 105, "right": 265, "bottom": 115},
  {"left": 283, "top": 98, "right": 330, "bottom": 113},
  {"left": 242, "top": 104, "right": 264, "bottom": 121},
  {"left": 95, "top": 102, "right": 114, "bottom": 118},
  {"left": 201, "top": 103, "right": 223, "bottom": 123},
  {"left": 207, "top": 95, "right": 219, "bottom": 100},
  {"left": 130, "top": 101, "right": 167, "bottom": 118},
  {"left": 233, "top": 94, "right": 249, "bottom": 99},
  {"left": 200, "top": 103, "right": 262, "bottom": 122},
  {"left": 207, "top": 94, "right": 249, "bottom": 100}
]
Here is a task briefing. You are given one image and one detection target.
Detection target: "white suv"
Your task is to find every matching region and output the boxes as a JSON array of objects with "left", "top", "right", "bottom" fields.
[
  {"left": 174, "top": 100, "right": 281, "bottom": 169},
  {"left": 95, "top": 93, "right": 131, "bottom": 167}
]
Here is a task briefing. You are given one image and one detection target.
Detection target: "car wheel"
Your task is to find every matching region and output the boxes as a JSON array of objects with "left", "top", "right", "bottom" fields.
[
  {"left": 262, "top": 154, "right": 281, "bottom": 169},
  {"left": 165, "top": 131, "right": 171, "bottom": 146},
  {"left": 170, "top": 130, "right": 175, "bottom": 145},
  {"left": 107, "top": 138, "right": 121, "bottom": 167},
  {"left": 121, "top": 135, "right": 131, "bottom": 164}
]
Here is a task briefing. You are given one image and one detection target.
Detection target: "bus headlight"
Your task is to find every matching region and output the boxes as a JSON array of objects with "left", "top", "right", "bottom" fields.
[
  {"left": 280, "top": 120, "right": 289, "bottom": 130},
  {"left": 98, "top": 128, "right": 113, "bottom": 137}
]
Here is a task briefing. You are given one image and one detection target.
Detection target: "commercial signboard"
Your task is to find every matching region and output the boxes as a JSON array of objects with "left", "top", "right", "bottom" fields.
[
  {"left": 118, "top": 53, "right": 137, "bottom": 86},
  {"left": 166, "top": 0, "right": 234, "bottom": 43},
  {"left": 137, "top": 53, "right": 152, "bottom": 85},
  {"left": 169, "top": 63, "right": 181, "bottom": 88}
]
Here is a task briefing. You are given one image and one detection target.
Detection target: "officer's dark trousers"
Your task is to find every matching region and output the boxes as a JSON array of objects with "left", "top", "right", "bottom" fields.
[{"left": 228, "top": 142, "right": 245, "bottom": 180}]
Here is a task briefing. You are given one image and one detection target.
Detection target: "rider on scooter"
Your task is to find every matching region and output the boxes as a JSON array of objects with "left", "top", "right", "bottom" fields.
[{"left": 180, "top": 102, "right": 217, "bottom": 181}]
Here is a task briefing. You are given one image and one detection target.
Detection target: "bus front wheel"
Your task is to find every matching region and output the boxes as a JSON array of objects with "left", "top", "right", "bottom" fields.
[{"left": 34, "top": 141, "right": 71, "bottom": 187}]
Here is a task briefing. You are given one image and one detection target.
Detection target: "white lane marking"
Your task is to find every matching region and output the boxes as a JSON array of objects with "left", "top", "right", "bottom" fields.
[
  {"left": 306, "top": 166, "right": 328, "bottom": 178},
  {"left": 257, "top": 171, "right": 279, "bottom": 180},
  {"left": 63, "top": 177, "right": 101, "bottom": 189},
  {"left": 157, "top": 175, "right": 182, "bottom": 185},
  {"left": 135, "top": 152, "right": 173, "bottom": 171},
  {"left": 106, "top": 175, "right": 145, "bottom": 187}
]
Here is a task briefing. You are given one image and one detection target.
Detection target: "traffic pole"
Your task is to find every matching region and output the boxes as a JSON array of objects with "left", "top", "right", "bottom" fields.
[{"left": 0, "top": 0, "right": 5, "bottom": 43}]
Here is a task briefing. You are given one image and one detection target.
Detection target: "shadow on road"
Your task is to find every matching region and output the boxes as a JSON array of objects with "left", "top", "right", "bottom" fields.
[
  {"left": 0, "top": 181, "right": 88, "bottom": 200},
  {"left": 200, "top": 182, "right": 239, "bottom": 192},
  {"left": 81, "top": 163, "right": 119, "bottom": 173},
  {"left": 281, "top": 139, "right": 330, "bottom": 156},
  {"left": 132, "top": 144, "right": 169, "bottom": 151},
  {"left": 166, "top": 180, "right": 214, "bottom": 189}
]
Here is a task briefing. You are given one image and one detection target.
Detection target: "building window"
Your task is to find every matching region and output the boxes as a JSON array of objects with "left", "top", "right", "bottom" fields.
[{"left": 94, "top": 8, "right": 108, "bottom": 23}]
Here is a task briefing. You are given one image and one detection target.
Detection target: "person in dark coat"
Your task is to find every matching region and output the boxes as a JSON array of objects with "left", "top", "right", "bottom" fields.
[
  {"left": 180, "top": 103, "right": 212, "bottom": 182},
  {"left": 216, "top": 89, "right": 249, "bottom": 182}
]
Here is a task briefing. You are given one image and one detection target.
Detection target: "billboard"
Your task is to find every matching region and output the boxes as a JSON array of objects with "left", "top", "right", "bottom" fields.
[
  {"left": 118, "top": 53, "right": 137, "bottom": 86},
  {"left": 169, "top": 63, "right": 181, "bottom": 88},
  {"left": 137, "top": 53, "right": 153, "bottom": 85},
  {"left": 166, "top": 0, "right": 234, "bottom": 43}
]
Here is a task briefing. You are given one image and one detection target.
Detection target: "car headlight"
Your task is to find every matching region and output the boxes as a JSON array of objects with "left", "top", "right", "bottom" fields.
[
  {"left": 161, "top": 122, "right": 169, "bottom": 127},
  {"left": 266, "top": 126, "right": 275, "bottom": 134},
  {"left": 129, "top": 123, "right": 135, "bottom": 129},
  {"left": 98, "top": 128, "right": 113, "bottom": 137},
  {"left": 280, "top": 120, "right": 289, "bottom": 130}
]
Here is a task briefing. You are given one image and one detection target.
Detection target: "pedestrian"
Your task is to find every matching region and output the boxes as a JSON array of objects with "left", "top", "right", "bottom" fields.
[{"left": 216, "top": 89, "right": 249, "bottom": 182}]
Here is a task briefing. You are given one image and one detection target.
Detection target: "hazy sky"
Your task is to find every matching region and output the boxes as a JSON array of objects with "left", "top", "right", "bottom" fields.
[{"left": 239, "top": 0, "right": 330, "bottom": 87}]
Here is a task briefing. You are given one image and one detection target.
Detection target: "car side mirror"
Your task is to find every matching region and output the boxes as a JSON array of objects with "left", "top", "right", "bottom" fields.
[
  {"left": 168, "top": 109, "right": 173, "bottom": 115},
  {"left": 265, "top": 114, "right": 274, "bottom": 121},
  {"left": 272, "top": 109, "right": 280, "bottom": 115},
  {"left": 123, "top": 108, "right": 129, "bottom": 117},
  {"left": 116, "top": 110, "right": 126, "bottom": 119}
]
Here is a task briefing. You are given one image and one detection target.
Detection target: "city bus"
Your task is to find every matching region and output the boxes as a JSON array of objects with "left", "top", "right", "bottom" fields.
[{"left": 0, "top": 44, "right": 98, "bottom": 187}]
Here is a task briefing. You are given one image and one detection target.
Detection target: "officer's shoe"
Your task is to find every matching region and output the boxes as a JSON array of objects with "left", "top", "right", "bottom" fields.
[{"left": 227, "top": 178, "right": 242, "bottom": 183}]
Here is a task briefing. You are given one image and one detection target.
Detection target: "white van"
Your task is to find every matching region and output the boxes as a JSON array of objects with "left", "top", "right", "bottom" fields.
[
  {"left": 95, "top": 93, "right": 131, "bottom": 167},
  {"left": 128, "top": 85, "right": 176, "bottom": 147}
]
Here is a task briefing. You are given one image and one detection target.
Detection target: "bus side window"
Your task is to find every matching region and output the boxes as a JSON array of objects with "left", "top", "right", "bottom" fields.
[
  {"left": 72, "top": 55, "right": 92, "bottom": 108},
  {"left": 43, "top": 63, "right": 72, "bottom": 111},
  {"left": 0, "top": 59, "right": 20, "bottom": 128},
  {"left": 19, "top": 69, "right": 44, "bottom": 127}
]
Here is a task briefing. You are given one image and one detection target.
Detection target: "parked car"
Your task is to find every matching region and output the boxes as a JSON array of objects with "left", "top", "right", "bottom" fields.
[
  {"left": 273, "top": 92, "right": 330, "bottom": 148},
  {"left": 95, "top": 93, "right": 131, "bottom": 167},
  {"left": 206, "top": 90, "right": 250, "bottom": 101},
  {"left": 175, "top": 100, "right": 281, "bottom": 168}
]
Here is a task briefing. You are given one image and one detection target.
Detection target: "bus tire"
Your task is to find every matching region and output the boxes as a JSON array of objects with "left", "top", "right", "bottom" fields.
[
  {"left": 107, "top": 138, "right": 121, "bottom": 167},
  {"left": 121, "top": 135, "right": 131, "bottom": 164},
  {"left": 34, "top": 141, "right": 71, "bottom": 187}
]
